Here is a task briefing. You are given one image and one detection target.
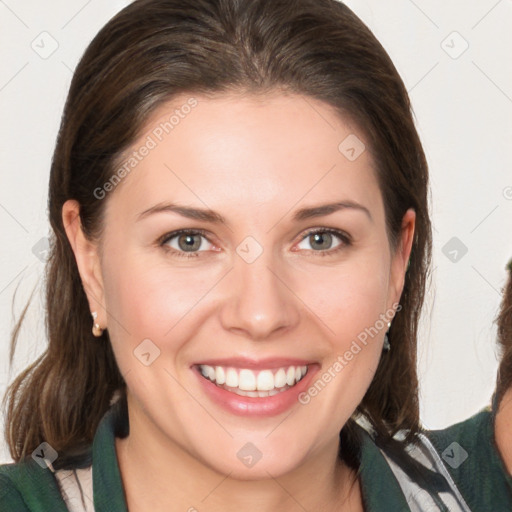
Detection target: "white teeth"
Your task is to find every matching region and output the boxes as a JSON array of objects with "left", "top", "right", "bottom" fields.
[
  {"left": 256, "top": 370, "right": 275, "bottom": 391},
  {"left": 225, "top": 368, "right": 238, "bottom": 387},
  {"left": 286, "top": 367, "right": 296, "bottom": 386},
  {"left": 232, "top": 387, "right": 284, "bottom": 398},
  {"left": 239, "top": 369, "right": 256, "bottom": 391},
  {"left": 274, "top": 368, "right": 287, "bottom": 388},
  {"left": 198, "top": 364, "right": 309, "bottom": 394},
  {"left": 215, "top": 366, "right": 225, "bottom": 385}
]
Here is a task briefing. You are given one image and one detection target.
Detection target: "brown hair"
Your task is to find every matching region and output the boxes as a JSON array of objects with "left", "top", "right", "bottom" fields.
[
  {"left": 494, "top": 261, "right": 512, "bottom": 404},
  {"left": 3, "top": 0, "right": 431, "bottom": 464}
]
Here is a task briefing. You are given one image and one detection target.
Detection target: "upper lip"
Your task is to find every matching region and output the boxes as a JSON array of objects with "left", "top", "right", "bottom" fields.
[{"left": 193, "top": 357, "right": 315, "bottom": 370}]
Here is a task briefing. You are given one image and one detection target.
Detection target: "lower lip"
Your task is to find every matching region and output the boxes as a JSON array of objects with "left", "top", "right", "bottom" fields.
[{"left": 193, "top": 365, "right": 319, "bottom": 417}]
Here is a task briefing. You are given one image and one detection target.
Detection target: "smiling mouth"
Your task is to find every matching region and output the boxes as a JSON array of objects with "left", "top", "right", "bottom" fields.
[{"left": 197, "top": 364, "right": 309, "bottom": 397}]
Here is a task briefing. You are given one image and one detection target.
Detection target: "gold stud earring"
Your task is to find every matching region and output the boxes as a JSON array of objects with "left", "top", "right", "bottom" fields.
[{"left": 91, "top": 311, "right": 104, "bottom": 337}]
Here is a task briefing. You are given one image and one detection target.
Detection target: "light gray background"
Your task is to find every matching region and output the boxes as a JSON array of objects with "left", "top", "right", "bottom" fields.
[{"left": 1, "top": 0, "right": 511, "bottom": 464}]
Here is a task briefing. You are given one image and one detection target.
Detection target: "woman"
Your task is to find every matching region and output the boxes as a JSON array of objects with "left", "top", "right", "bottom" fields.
[
  {"left": 428, "top": 260, "right": 512, "bottom": 510},
  {"left": 496, "top": 259, "right": 512, "bottom": 475},
  {"left": 0, "top": 0, "right": 470, "bottom": 510}
]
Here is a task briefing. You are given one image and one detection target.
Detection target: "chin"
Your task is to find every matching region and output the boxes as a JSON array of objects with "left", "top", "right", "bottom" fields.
[{"left": 204, "top": 453, "right": 303, "bottom": 481}]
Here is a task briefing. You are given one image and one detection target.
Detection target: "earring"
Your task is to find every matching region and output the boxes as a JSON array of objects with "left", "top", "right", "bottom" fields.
[
  {"left": 91, "top": 311, "right": 104, "bottom": 337},
  {"left": 383, "top": 322, "right": 391, "bottom": 352}
]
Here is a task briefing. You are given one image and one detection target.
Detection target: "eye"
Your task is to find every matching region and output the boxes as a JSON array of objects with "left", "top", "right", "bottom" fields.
[
  {"left": 295, "top": 228, "right": 351, "bottom": 255},
  {"left": 158, "top": 227, "right": 351, "bottom": 259},
  {"left": 159, "top": 229, "right": 215, "bottom": 258}
]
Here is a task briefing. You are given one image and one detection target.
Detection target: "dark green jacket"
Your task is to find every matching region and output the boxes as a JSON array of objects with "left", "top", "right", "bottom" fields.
[
  {"left": 428, "top": 406, "right": 512, "bottom": 511},
  {"left": 0, "top": 400, "right": 470, "bottom": 511}
]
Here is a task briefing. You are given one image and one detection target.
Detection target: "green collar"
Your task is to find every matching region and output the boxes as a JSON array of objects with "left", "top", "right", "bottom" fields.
[
  {"left": 91, "top": 402, "right": 129, "bottom": 510},
  {"left": 90, "top": 401, "right": 410, "bottom": 511},
  {"left": 0, "top": 458, "right": 70, "bottom": 512},
  {"left": 428, "top": 407, "right": 512, "bottom": 510},
  {"left": 357, "top": 430, "right": 411, "bottom": 511}
]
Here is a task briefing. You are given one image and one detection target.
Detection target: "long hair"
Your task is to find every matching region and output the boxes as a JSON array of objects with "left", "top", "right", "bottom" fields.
[
  {"left": 494, "top": 260, "right": 512, "bottom": 404},
  {"left": 3, "top": 0, "right": 431, "bottom": 464}
]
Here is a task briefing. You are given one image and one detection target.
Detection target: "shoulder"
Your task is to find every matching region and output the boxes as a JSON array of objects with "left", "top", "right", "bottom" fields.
[
  {"left": 0, "top": 461, "right": 30, "bottom": 494},
  {"left": 427, "top": 407, "right": 512, "bottom": 510},
  {"left": 0, "top": 399, "right": 124, "bottom": 512},
  {"left": 356, "top": 427, "right": 412, "bottom": 511},
  {"left": 427, "top": 408, "right": 492, "bottom": 475},
  {"left": 428, "top": 407, "right": 492, "bottom": 454},
  {"left": 356, "top": 422, "right": 467, "bottom": 511},
  {"left": 0, "top": 461, "right": 33, "bottom": 511},
  {"left": 0, "top": 458, "right": 69, "bottom": 512}
]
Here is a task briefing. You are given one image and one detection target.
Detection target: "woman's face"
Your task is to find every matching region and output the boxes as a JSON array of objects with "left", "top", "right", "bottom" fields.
[{"left": 66, "top": 91, "right": 414, "bottom": 478}]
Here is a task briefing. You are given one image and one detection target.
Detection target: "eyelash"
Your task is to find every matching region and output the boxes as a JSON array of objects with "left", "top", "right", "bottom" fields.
[{"left": 158, "top": 228, "right": 351, "bottom": 259}]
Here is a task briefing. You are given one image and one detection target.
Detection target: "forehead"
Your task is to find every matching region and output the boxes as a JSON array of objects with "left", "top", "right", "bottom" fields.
[{"left": 104, "top": 92, "right": 382, "bottom": 223}]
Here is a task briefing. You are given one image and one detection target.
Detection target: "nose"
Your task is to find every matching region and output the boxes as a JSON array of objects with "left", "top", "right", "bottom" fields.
[{"left": 219, "top": 247, "right": 300, "bottom": 341}]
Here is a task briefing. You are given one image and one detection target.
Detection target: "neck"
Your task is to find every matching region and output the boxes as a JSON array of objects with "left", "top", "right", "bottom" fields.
[
  {"left": 495, "top": 388, "right": 512, "bottom": 474},
  {"left": 115, "top": 400, "right": 363, "bottom": 512}
]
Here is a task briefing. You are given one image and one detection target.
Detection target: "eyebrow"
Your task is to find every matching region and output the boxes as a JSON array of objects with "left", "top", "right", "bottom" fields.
[
  {"left": 136, "top": 200, "right": 372, "bottom": 224},
  {"left": 293, "top": 201, "right": 372, "bottom": 222},
  {"left": 137, "top": 202, "right": 227, "bottom": 224}
]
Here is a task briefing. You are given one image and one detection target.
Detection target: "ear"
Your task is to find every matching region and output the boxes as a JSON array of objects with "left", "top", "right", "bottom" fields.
[
  {"left": 62, "top": 199, "right": 106, "bottom": 328},
  {"left": 388, "top": 208, "right": 416, "bottom": 307}
]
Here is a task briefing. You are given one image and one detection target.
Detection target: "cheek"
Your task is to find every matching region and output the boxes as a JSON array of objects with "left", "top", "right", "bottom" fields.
[
  {"left": 104, "top": 230, "right": 218, "bottom": 313},
  {"left": 100, "top": 248, "right": 221, "bottom": 360},
  {"left": 294, "top": 264, "right": 390, "bottom": 418},
  {"left": 297, "top": 259, "right": 390, "bottom": 344},
  {"left": 294, "top": 258, "right": 390, "bottom": 409}
]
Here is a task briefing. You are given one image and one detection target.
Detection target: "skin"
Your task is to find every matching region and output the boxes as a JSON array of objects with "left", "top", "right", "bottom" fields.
[
  {"left": 495, "top": 389, "right": 512, "bottom": 474},
  {"left": 63, "top": 91, "right": 414, "bottom": 512}
]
